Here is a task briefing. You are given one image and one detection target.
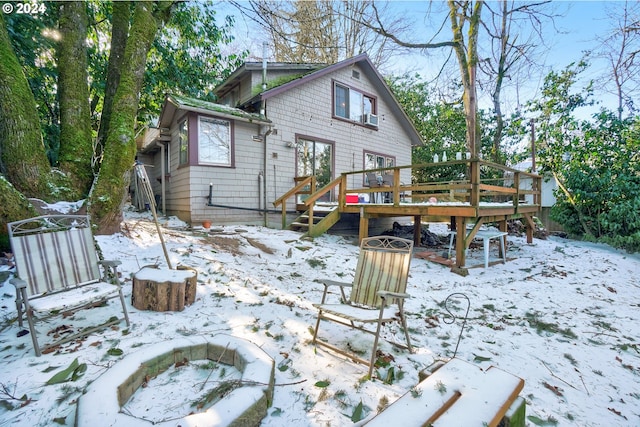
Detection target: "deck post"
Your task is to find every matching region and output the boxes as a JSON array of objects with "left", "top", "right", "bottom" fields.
[
  {"left": 281, "top": 200, "right": 287, "bottom": 229},
  {"left": 523, "top": 213, "right": 535, "bottom": 244},
  {"left": 499, "top": 219, "right": 508, "bottom": 258},
  {"left": 455, "top": 216, "right": 467, "bottom": 267},
  {"left": 358, "top": 208, "right": 369, "bottom": 243},
  {"left": 413, "top": 215, "right": 421, "bottom": 246},
  {"left": 470, "top": 158, "right": 480, "bottom": 206}
]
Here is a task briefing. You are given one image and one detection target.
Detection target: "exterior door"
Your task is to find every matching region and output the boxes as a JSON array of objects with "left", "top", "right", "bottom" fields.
[{"left": 296, "top": 137, "right": 333, "bottom": 202}]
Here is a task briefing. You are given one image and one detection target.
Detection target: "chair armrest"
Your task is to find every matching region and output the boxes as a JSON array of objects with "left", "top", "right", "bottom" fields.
[
  {"left": 318, "top": 279, "right": 353, "bottom": 305},
  {"left": 10, "top": 277, "right": 27, "bottom": 290},
  {"left": 377, "top": 291, "right": 410, "bottom": 300},
  {"left": 98, "top": 260, "right": 122, "bottom": 285},
  {"left": 319, "top": 279, "right": 353, "bottom": 289},
  {"left": 99, "top": 260, "right": 122, "bottom": 267}
]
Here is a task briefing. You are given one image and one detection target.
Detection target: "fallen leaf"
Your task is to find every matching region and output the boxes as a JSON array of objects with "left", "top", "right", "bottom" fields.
[
  {"left": 607, "top": 407, "right": 627, "bottom": 419},
  {"left": 543, "top": 381, "right": 563, "bottom": 396}
]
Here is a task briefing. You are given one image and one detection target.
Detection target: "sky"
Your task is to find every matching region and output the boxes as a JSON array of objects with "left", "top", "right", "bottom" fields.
[
  {"left": 0, "top": 206, "right": 639, "bottom": 426},
  {"left": 220, "top": 0, "right": 631, "bottom": 116}
]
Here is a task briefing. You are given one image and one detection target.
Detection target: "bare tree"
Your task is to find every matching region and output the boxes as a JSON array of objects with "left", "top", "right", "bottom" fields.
[
  {"left": 228, "top": 0, "right": 403, "bottom": 67},
  {"left": 479, "top": 0, "right": 553, "bottom": 162},
  {"left": 596, "top": 0, "right": 640, "bottom": 119}
]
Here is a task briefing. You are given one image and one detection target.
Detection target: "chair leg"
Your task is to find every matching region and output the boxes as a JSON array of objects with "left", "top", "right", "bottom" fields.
[
  {"left": 25, "top": 309, "right": 41, "bottom": 357},
  {"left": 15, "top": 289, "right": 24, "bottom": 328},
  {"left": 369, "top": 307, "right": 387, "bottom": 379},
  {"left": 398, "top": 304, "right": 413, "bottom": 353},
  {"left": 312, "top": 312, "right": 323, "bottom": 344},
  {"left": 118, "top": 288, "right": 131, "bottom": 327}
]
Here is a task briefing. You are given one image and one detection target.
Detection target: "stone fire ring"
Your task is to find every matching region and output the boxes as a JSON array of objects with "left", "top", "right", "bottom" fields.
[{"left": 76, "top": 335, "right": 275, "bottom": 427}]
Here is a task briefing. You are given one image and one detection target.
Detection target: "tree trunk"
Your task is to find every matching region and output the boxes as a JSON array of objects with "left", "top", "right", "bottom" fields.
[
  {"left": 57, "top": 1, "right": 93, "bottom": 198},
  {"left": 96, "top": 1, "right": 130, "bottom": 165},
  {"left": 0, "top": 176, "right": 38, "bottom": 246},
  {"left": 89, "top": 1, "right": 172, "bottom": 234},
  {"left": 448, "top": 1, "right": 483, "bottom": 158},
  {"left": 0, "top": 14, "right": 51, "bottom": 200}
]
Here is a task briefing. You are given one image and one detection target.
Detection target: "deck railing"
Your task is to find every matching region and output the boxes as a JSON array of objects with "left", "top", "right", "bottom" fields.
[
  {"left": 274, "top": 159, "right": 542, "bottom": 231},
  {"left": 342, "top": 159, "right": 542, "bottom": 207}
]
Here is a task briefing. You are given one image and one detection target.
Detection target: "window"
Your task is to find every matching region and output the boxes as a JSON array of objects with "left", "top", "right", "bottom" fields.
[
  {"left": 364, "top": 152, "right": 395, "bottom": 185},
  {"left": 178, "top": 119, "right": 188, "bottom": 165},
  {"left": 198, "top": 117, "right": 231, "bottom": 166},
  {"left": 333, "top": 82, "right": 376, "bottom": 125}
]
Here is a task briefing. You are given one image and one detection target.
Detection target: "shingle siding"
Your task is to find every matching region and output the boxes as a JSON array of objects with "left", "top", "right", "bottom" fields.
[{"left": 145, "top": 56, "right": 417, "bottom": 228}]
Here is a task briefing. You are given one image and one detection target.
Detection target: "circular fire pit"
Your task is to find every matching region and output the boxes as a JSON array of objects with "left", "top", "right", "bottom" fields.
[{"left": 76, "top": 335, "right": 274, "bottom": 427}]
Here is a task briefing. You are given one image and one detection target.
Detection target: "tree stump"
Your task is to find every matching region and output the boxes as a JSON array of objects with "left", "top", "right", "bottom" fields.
[{"left": 132, "top": 267, "right": 197, "bottom": 311}]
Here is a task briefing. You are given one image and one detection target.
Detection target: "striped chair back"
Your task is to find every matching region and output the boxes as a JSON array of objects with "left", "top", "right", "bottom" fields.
[
  {"left": 9, "top": 216, "right": 101, "bottom": 297},
  {"left": 349, "top": 236, "right": 413, "bottom": 308}
]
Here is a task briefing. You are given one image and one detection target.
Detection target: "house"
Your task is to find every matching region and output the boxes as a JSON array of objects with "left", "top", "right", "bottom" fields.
[{"left": 137, "top": 53, "right": 423, "bottom": 230}]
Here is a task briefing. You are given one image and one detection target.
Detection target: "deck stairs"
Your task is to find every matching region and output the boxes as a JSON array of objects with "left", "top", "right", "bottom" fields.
[{"left": 289, "top": 204, "right": 340, "bottom": 237}]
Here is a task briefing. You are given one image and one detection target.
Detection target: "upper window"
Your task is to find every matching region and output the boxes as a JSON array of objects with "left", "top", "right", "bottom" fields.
[
  {"left": 198, "top": 117, "right": 231, "bottom": 166},
  {"left": 334, "top": 82, "right": 376, "bottom": 125},
  {"left": 178, "top": 119, "right": 188, "bottom": 165}
]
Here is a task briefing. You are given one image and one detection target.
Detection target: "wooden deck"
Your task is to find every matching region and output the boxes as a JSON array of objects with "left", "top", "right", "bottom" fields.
[{"left": 274, "top": 159, "right": 542, "bottom": 268}]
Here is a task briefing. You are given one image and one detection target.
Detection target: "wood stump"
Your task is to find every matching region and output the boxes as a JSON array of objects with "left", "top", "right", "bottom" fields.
[{"left": 132, "top": 267, "right": 197, "bottom": 311}]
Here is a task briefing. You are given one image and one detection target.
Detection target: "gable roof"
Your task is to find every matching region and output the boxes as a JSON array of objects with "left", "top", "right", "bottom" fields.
[
  {"left": 157, "top": 93, "right": 271, "bottom": 129},
  {"left": 214, "top": 62, "right": 325, "bottom": 98},
  {"left": 249, "top": 53, "right": 424, "bottom": 146}
]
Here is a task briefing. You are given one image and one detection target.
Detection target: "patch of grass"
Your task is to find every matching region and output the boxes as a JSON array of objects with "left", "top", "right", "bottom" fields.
[
  {"left": 527, "top": 414, "right": 559, "bottom": 425},
  {"left": 592, "top": 320, "right": 618, "bottom": 332},
  {"left": 525, "top": 312, "right": 577, "bottom": 339},
  {"left": 410, "top": 385, "right": 422, "bottom": 398},
  {"left": 273, "top": 297, "right": 295, "bottom": 308},
  {"left": 377, "top": 395, "right": 390, "bottom": 412},
  {"left": 564, "top": 353, "right": 578, "bottom": 366},
  {"left": 306, "top": 258, "right": 326, "bottom": 269},
  {"left": 318, "top": 388, "right": 330, "bottom": 401}
]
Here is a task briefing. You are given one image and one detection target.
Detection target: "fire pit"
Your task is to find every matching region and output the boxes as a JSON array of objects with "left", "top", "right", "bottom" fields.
[{"left": 76, "top": 335, "right": 274, "bottom": 427}]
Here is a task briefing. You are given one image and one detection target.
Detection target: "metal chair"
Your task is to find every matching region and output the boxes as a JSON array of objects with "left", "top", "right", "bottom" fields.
[
  {"left": 312, "top": 236, "right": 414, "bottom": 378},
  {"left": 9, "top": 215, "right": 130, "bottom": 356}
]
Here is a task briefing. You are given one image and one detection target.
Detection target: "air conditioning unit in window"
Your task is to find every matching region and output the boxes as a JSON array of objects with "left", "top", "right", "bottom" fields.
[{"left": 364, "top": 113, "right": 379, "bottom": 127}]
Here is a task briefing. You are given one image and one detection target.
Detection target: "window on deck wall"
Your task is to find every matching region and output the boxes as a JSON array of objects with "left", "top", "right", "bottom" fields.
[
  {"left": 198, "top": 117, "right": 231, "bottom": 166},
  {"left": 334, "top": 82, "right": 375, "bottom": 124},
  {"left": 178, "top": 119, "right": 188, "bottom": 165},
  {"left": 364, "top": 152, "right": 395, "bottom": 185}
]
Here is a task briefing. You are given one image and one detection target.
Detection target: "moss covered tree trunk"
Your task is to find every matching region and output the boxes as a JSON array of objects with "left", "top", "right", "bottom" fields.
[
  {"left": 0, "top": 176, "right": 38, "bottom": 250},
  {"left": 96, "top": 0, "right": 130, "bottom": 163},
  {"left": 57, "top": 1, "right": 93, "bottom": 198},
  {"left": 89, "top": 1, "right": 172, "bottom": 234},
  {"left": 0, "top": 14, "right": 51, "bottom": 199}
]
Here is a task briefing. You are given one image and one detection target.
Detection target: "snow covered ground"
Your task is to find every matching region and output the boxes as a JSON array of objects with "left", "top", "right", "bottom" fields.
[{"left": 1, "top": 208, "right": 639, "bottom": 426}]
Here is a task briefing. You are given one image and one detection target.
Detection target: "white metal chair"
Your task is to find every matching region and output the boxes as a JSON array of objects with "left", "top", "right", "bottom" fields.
[{"left": 9, "top": 215, "right": 130, "bottom": 356}]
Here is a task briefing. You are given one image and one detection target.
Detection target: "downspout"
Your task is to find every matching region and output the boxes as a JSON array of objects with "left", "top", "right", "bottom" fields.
[{"left": 261, "top": 41, "right": 268, "bottom": 226}]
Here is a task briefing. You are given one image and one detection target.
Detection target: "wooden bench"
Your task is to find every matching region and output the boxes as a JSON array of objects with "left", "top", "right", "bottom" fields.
[
  {"left": 365, "top": 357, "right": 525, "bottom": 427},
  {"left": 9, "top": 215, "right": 131, "bottom": 356}
]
